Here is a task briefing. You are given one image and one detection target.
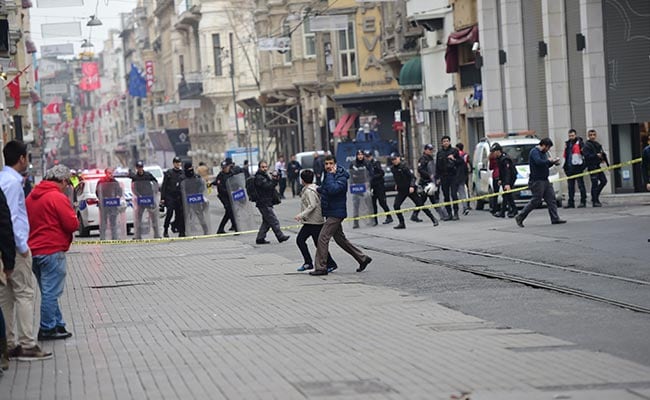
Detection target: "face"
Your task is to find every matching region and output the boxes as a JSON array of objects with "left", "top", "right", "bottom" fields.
[
  {"left": 587, "top": 131, "right": 597, "bottom": 141},
  {"left": 173, "top": 161, "right": 182, "bottom": 169},
  {"left": 540, "top": 144, "right": 551, "bottom": 153},
  {"left": 391, "top": 157, "right": 400, "bottom": 165},
  {"left": 324, "top": 159, "right": 335, "bottom": 172},
  {"left": 568, "top": 132, "right": 577, "bottom": 141},
  {"left": 441, "top": 138, "right": 451, "bottom": 149},
  {"left": 424, "top": 148, "right": 433, "bottom": 155},
  {"left": 136, "top": 166, "right": 144, "bottom": 174},
  {"left": 259, "top": 163, "right": 268, "bottom": 172},
  {"left": 357, "top": 153, "right": 364, "bottom": 160}
]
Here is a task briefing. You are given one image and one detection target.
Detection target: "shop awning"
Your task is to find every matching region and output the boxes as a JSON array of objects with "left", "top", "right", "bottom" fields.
[
  {"left": 445, "top": 24, "right": 479, "bottom": 73},
  {"left": 399, "top": 57, "right": 422, "bottom": 90},
  {"left": 333, "top": 113, "right": 358, "bottom": 137}
]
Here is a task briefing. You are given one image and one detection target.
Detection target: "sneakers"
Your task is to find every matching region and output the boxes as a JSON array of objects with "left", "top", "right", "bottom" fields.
[
  {"left": 515, "top": 215, "right": 525, "bottom": 228},
  {"left": 462, "top": 208, "right": 471, "bottom": 216},
  {"left": 357, "top": 256, "right": 372, "bottom": 272},
  {"left": 38, "top": 326, "right": 73, "bottom": 341},
  {"left": 297, "top": 264, "right": 313, "bottom": 272},
  {"left": 15, "top": 345, "right": 52, "bottom": 361}
]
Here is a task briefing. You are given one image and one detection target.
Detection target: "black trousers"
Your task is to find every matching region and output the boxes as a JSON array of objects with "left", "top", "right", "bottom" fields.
[
  {"left": 256, "top": 204, "right": 283, "bottom": 241},
  {"left": 589, "top": 170, "right": 607, "bottom": 203},
  {"left": 440, "top": 177, "right": 459, "bottom": 214},
  {"left": 567, "top": 173, "right": 586, "bottom": 205},
  {"left": 371, "top": 184, "right": 390, "bottom": 218},
  {"left": 393, "top": 189, "right": 436, "bottom": 225},
  {"left": 498, "top": 182, "right": 517, "bottom": 216},
  {"left": 288, "top": 177, "right": 299, "bottom": 197},
  {"left": 163, "top": 196, "right": 184, "bottom": 236},
  {"left": 217, "top": 198, "right": 237, "bottom": 233},
  {"left": 296, "top": 224, "right": 336, "bottom": 267},
  {"left": 519, "top": 180, "right": 560, "bottom": 222},
  {"left": 278, "top": 178, "right": 287, "bottom": 198}
]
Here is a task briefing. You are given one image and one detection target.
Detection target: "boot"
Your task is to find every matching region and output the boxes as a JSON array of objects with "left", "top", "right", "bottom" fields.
[
  {"left": 410, "top": 212, "right": 423, "bottom": 222},
  {"left": 353, "top": 221, "right": 360, "bottom": 229},
  {"left": 577, "top": 201, "right": 586, "bottom": 208},
  {"left": 383, "top": 215, "right": 393, "bottom": 224},
  {"left": 163, "top": 228, "right": 169, "bottom": 238},
  {"left": 393, "top": 223, "right": 406, "bottom": 229},
  {"left": 394, "top": 216, "right": 406, "bottom": 229},
  {"left": 1, "top": 337, "right": 8, "bottom": 371},
  {"left": 371, "top": 217, "right": 378, "bottom": 227},
  {"left": 452, "top": 211, "right": 460, "bottom": 221},
  {"left": 430, "top": 215, "right": 439, "bottom": 227}
]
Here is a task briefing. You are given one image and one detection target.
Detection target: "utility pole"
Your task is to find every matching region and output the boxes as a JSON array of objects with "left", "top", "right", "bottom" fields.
[{"left": 229, "top": 33, "right": 240, "bottom": 148}]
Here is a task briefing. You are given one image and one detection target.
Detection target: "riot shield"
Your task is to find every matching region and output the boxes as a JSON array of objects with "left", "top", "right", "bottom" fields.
[
  {"left": 97, "top": 181, "right": 127, "bottom": 240},
  {"left": 181, "top": 177, "right": 211, "bottom": 236},
  {"left": 347, "top": 167, "right": 374, "bottom": 228},
  {"left": 132, "top": 180, "right": 160, "bottom": 239},
  {"left": 226, "top": 172, "right": 256, "bottom": 232}
]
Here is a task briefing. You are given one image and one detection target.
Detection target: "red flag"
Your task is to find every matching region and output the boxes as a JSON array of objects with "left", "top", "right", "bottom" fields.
[
  {"left": 8, "top": 76, "right": 20, "bottom": 109},
  {"left": 79, "top": 62, "right": 101, "bottom": 91},
  {"left": 89, "top": 110, "right": 95, "bottom": 122},
  {"left": 43, "top": 101, "right": 61, "bottom": 114}
]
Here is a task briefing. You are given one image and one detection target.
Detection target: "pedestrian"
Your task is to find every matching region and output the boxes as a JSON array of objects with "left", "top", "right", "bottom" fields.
[
  {"left": 26, "top": 165, "right": 78, "bottom": 341},
  {"left": 0, "top": 186, "right": 16, "bottom": 371},
  {"left": 348, "top": 150, "right": 372, "bottom": 229},
  {"left": 455, "top": 143, "right": 472, "bottom": 215},
  {"left": 275, "top": 155, "right": 287, "bottom": 199},
  {"left": 435, "top": 136, "right": 464, "bottom": 220},
  {"left": 0, "top": 140, "right": 52, "bottom": 361},
  {"left": 413, "top": 144, "right": 448, "bottom": 221},
  {"left": 254, "top": 161, "right": 290, "bottom": 244},
  {"left": 643, "top": 135, "right": 650, "bottom": 192},
  {"left": 313, "top": 152, "right": 324, "bottom": 185},
  {"left": 242, "top": 160, "right": 251, "bottom": 179},
  {"left": 130, "top": 161, "right": 160, "bottom": 239},
  {"left": 390, "top": 153, "right": 439, "bottom": 229},
  {"left": 365, "top": 150, "right": 393, "bottom": 225},
  {"left": 213, "top": 160, "right": 237, "bottom": 233},
  {"left": 287, "top": 154, "right": 302, "bottom": 198},
  {"left": 160, "top": 156, "right": 185, "bottom": 237},
  {"left": 294, "top": 169, "right": 337, "bottom": 272},
  {"left": 309, "top": 155, "right": 372, "bottom": 276},
  {"left": 488, "top": 149, "right": 501, "bottom": 216},
  {"left": 95, "top": 168, "right": 124, "bottom": 240},
  {"left": 515, "top": 138, "right": 566, "bottom": 227},
  {"left": 491, "top": 143, "right": 518, "bottom": 218},
  {"left": 582, "top": 129, "right": 609, "bottom": 206},
  {"left": 562, "top": 129, "right": 587, "bottom": 208},
  {"left": 196, "top": 161, "right": 211, "bottom": 191}
]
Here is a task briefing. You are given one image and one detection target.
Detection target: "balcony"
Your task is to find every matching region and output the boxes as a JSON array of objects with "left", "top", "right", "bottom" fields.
[
  {"left": 178, "top": 80, "right": 203, "bottom": 99},
  {"left": 459, "top": 63, "right": 481, "bottom": 88}
]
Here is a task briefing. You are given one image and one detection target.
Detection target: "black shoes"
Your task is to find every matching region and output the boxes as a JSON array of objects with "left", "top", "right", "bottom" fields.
[
  {"left": 493, "top": 212, "right": 505, "bottom": 218},
  {"left": 515, "top": 215, "right": 525, "bottom": 228},
  {"left": 452, "top": 213, "right": 460, "bottom": 221},
  {"left": 163, "top": 229, "right": 169, "bottom": 238},
  {"left": 383, "top": 216, "right": 394, "bottom": 224},
  {"left": 353, "top": 222, "right": 360, "bottom": 229},
  {"left": 217, "top": 230, "right": 226, "bottom": 234},
  {"left": 410, "top": 215, "right": 423, "bottom": 223},
  {"left": 565, "top": 203, "right": 575, "bottom": 209},
  {"left": 393, "top": 224, "right": 406, "bottom": 229},
  {"left": 577, "top": 203, "right": 586, "bottom": 208},
  {"left": 593, "top": 202, "right": 602, "bottom": 207},
  {"left": 38, "top": 326, "right": 72, "bottom": 341},
  {"left": 309, "top": 269, "right": 328, "bottom": 276},
  {"left": 432, "top": 218, "right": 439, "bottom": 227},
  {"left": 357, "top": 256, "right": 372, "bottom": 272},
  {"left": 256, "top": 239, "right": 271, "bottom": 244},
  {"left": 278, "top": 235, "right": 291, "bottom": 243},
  {"left": 551, "top": 219, "right": 567, "bottom": 225}
]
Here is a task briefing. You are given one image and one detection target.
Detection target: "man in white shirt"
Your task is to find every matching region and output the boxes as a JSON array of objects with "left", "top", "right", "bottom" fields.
[{"left": 0, "top": 141, "right": 51, "bottom": 362}]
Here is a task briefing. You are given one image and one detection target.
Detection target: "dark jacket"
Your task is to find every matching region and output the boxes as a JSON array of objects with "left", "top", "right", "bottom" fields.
[
  {"left": 348, "top": 158, "right": 371, "bottom": 184},
  {"left": 288, "top": 160, "right": 301, "bottom": 179},
  {"left": 130, "top": 171, "right": 158, "bottom": 196},
  {"left": 583, "top": 139, "right": 606, "bottom": 171},
  {"left": 95, "top": 176, "right": 122, "bottom": 198},
  {"left": 368, "top": 159, "right": 385, "bottom": 187},
  {"left": 213, "top": 171, "right": 231, "bottom": 202},
  {"left": 161, "top": 167, "right": 185, "bottom": 200},
  {"left": 528, "top": 146, "right": 555, "bottom": 181},
  {"left": 254, "top": 170, "right": 278, "bottom": 207},
  {"left": 313, "top": 157, "right": 324, "bottom": 177},
  {"left": 317, "top": 165, "right": 349, "bottom": 218},
  {"left": 0, "top": 187, "right": 16, "bottom": 270},
  {"left": 497, "top": 153, "right": 517, "bottom": 186},
  {"left": 563, "top": 137, "right": 586, "bottom": 174},
  {"left": 391, "top": 161, "right": 416, "bottom": 191},
  {"left": 435, "top": 146, "right": 463, "bottom": 181},
  {"left": 642, "top": 144, "right": 650, "bottom": 185},
  {"left": 417, "top": 153, "right": 435, "bottom": 185}
]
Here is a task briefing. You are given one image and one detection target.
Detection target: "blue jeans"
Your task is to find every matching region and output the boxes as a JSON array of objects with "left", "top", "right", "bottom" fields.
[{"left": 32, "top": 252, "right": 67, "bottom": 331}]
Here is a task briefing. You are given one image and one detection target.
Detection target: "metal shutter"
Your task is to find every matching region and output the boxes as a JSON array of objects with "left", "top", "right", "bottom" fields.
[
  {"left": 565, "top": 0, "right": 586, "bottom": 135},
  {"left": 522, "top": 0, "right": 549, "bottom": 136}
]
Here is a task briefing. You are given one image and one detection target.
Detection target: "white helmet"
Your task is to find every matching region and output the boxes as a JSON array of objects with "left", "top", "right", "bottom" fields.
[{"left": 424, "top": 182, "right": 438, "bottom": 196}]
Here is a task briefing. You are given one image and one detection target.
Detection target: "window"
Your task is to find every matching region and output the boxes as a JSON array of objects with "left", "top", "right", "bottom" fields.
[
  {"left": 212, "top": 34, "right": 223, "bottom": 76},
  {"left": 282, "top": 20, "right": 292, "bottom": 65},
  {"left": 303, "top": 17, "right": 316, "bottom": 58},
  {"left": 338, "top": 21, "right": 357, "bottom": 78}
]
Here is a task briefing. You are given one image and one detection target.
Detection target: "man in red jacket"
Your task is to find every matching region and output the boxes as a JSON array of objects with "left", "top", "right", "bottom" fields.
[{"left": 26, "top": 165, "right": 78, "bottom": 341}]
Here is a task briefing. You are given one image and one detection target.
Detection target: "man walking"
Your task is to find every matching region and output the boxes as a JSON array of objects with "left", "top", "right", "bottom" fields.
[
  {"left": 348, "top": 150, "right": 371, "bottom": 229},
  {"left": 563, "top": 129, "right": 587, "bottom": 208},
  {"left": 309, "top": 155, "right": 372, "bottom": 276},
  {"left": 254, "top": 161, "right": 290, "bottom": 244},
  {"left": 275, "top": 155, "right": 287, "bottom": 199},
  {"left": 0, "top": 187, "right": 15, "bottom": 370},
  {"left": 160, "top": 156, "right": 185, "bottom": 237},
  {"left": 582, "top": 129, "right": 609, "bottom": 206},
  {"left": 390, "top": 153, "right": 439, "bottom": 229},
  {"left": 26, "top": 165, "right": 78, "bottom": 341},
  {"left": 213, "top": 160, "right": 237, "bottom": 233},
  {"left": 287, "top": 154, "right": 302, "bottom": 198},
  {"left": 365, "top": 151, "right": 392, "bottom": 225},
  {"left": 0, "top": 140, "right": 51, "bottom": 361},
  {"left": 413, "top": 144, "right": 448, "bottom": 221},
  {"left": 435, "top": 136, "right": 464, "bottom": 220},
  {"left": 515, "top": 138, "right": 566, "bottom": 227}
]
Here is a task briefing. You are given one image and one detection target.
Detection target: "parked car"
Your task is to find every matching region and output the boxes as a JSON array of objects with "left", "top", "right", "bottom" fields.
[{"left": 472, "top": 132, "right": 563, "bottom": 209}]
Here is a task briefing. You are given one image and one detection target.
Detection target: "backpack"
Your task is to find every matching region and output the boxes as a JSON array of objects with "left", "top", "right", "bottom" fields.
[{"left": 245, "top": 176, "right": 258, "bottom": 202}]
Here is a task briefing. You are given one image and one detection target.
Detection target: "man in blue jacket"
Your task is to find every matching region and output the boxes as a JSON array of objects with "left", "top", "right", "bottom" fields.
[
  {"left": 310, "top": 155, "right": 372, "bottom": 276},
  {"left": 515, "top": 138, "right": 566, "bottom": 227}
]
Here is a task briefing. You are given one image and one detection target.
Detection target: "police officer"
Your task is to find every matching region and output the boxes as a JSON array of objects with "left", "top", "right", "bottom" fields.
[
  {"left": 131, "top": 160, "right": 160, "bottom": 239},
  {"left": 364, "top": 150, "right": 392, "bottom": 225},
  {"left": 96, "top": 168, "right": 123, "bottom": 240},
  {"left": 435, "top": 136, "right": 464, "bottom": 220},
  {"left": 182, "top": 162, "right": 209, "bottom": 235},
  {"left": 254, "top": 161, "right": 290, "bottom": 244},
  {"left": 213, "top": 160, "right": 237, "bottom": 233},
  {"left": 160, "top": 156, "right": 185, "bottom": 237},
  {"left": 390, "top": 153, "right": 439, "bottom": 229},
  {"left": 348, "top": 150, "right": 372, "bottom": 229},
  {"left": 491, "top": 144, "right": 518, "bottom": 218},
  {"left": 413, "top": 144, "right": 448, "bottom": 222}
]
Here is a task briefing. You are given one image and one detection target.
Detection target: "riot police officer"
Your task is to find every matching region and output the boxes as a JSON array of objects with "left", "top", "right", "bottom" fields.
[
  {"left": 213, "top": 160, "right": 237, "bottom": 233},
  {"left": 160, "top": 156, "right": 185, "bottom": 237},
  {"left": 390, "top": 153, "right": 439, "bottom": 229},
  {"left": 131, "top": 161, "right": 160, "bottom": 239},
  {"left": 364, "top": 151, "right": 392, "bottom": 225}
]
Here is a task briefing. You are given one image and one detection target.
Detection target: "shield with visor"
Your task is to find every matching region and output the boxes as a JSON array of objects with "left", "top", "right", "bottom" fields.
[
  {"left": 347, "top": 165, "right": 374, "bottom": 227},
  {"left": 97, "top": 181, "right": 127, "bottom": 240},
  {"left": 226, "top": 172, "right": 256, "bottom": 232},
  {"left": 181, "top": 176, "right": 211, "bottom": 236},
  {"left": 132, "top": 180, "right": 160, "bottom": 239}
]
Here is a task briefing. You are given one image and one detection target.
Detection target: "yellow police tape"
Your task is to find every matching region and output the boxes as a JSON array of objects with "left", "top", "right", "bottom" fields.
[{"left": 74, "top": 157, "right": 642, "bottom": 245}]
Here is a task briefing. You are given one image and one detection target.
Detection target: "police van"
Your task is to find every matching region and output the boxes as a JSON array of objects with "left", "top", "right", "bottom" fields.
[{"left": 472, "top": 131, "right": 563, "bottom": 209}]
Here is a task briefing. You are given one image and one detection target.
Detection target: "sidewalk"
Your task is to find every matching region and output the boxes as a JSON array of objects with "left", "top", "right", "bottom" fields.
[{"left": 1, "top": 237, "right": 649, "bottom": 400}]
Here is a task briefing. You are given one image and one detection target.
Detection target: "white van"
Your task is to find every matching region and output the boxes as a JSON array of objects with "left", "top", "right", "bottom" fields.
[
  {"left": 472, "top": 132, "right": 563, "bottom": 209},
  {"left": 295, "top": 150, "right": 328, "bottom": 171}
]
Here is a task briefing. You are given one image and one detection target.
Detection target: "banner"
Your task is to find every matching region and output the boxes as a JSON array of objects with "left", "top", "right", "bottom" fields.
[
  {"left": 257, "top": 37, "right": 291, "bottom": 52},
  {"left": 145, "top": 60, "right": 154, "bottom": 93},
  {"left": 128, "top": 64, "right": 147, "bottom": 98},
  {"left": 8, "top": 76, "right": 20, "bottom": 109},
  {"left": 41, "top": 43, "right": 75, "bottom": 58},
  {"left": 40, "top": 22, "right": 82, "bottom": 38},
  {"left": 79, "top": 62, "right": 101, "bottom": 91}
]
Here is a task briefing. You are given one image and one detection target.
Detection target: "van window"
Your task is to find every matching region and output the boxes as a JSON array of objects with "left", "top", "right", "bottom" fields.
[
  {"left": 502, "top": 144, "right": 536, "bottom": 165},
  {"left": 299, "top": 155, "right": 325, "bottom": 170}
]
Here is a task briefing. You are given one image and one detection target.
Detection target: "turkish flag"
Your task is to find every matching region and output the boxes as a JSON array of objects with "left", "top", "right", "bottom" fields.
[
  {"left": 44, "top": 101, "right": 61, "bottom": 114},
  {"left": 8, "top": 76, "right": 20, "bottom": 109},
  {"left": 79, "top": 62, "right": 101, "bottom": 91}
]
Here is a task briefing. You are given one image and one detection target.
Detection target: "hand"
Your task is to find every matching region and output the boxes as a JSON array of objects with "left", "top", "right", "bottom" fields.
[
  {"left": 504, "top": 185, "right": 511, "bottom": 191},
  {"left": 20, "top": 251, "right": 29, "bottom": 258},
  {"left": 447, "top": 154, "right": 455, "bottom": 160},
  {"left": 646, "top": 183, "right": 650, "bottom": 191},
  {"left": 3, "top": 268, "right": 11, "bottom": 280},
  {"left": 409, "top": 187, "right": 414, "bottom": 194},
  {"left": 553, "top": 158, "right": 561, "bottom": 165},
  {"left": 294, "top": 214, "right": 302, "bottom": 222}
]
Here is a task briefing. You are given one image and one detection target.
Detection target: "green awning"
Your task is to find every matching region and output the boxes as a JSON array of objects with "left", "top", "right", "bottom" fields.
[{"left": 399, "top": 57, "right": 422, "bottom": 90}]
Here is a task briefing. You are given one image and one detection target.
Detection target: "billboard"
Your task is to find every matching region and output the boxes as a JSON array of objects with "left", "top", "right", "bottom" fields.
[{"left": 41, "top": 43, "right": 75, "bottom": 58}]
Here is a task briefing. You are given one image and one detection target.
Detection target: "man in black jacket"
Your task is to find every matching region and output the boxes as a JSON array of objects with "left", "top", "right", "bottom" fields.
[
  {"left": 160, "top": 156, "right": 185, "bottom": 237},
  {"left": 287, "top": 155, "right": 301, "bottom": 198},
  {"left": 313, "top": 152, "right": 324, "bottom": 185},
  {"left": 390, "top": 153, "right": 438, "bottom": 229},
  {"left": 562, "top": 129, "right": 587, "bottom": 208},
  {"left": 130, "top": 161, "right": 161, "bottom": 239},
  {"left": 213, "top": 160, "right": 237, "bottom": 233},
  {"left": 435, "top": 136, "right": 464, "bottom": 220},
  {"left": 582, "top": 129, "right": 608, "bottom": 206},
  {"left": 254, "top": 161, "right": 290, "bottom": 244},
  {"left": 491, "top": 144, "right": 518, "bottom": 218},
  {"left": 365, "top": 151, "right": 392, "bottom": 225},
  {"left": 413, "top": 144, "right": 448, "bottom": 222}
]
